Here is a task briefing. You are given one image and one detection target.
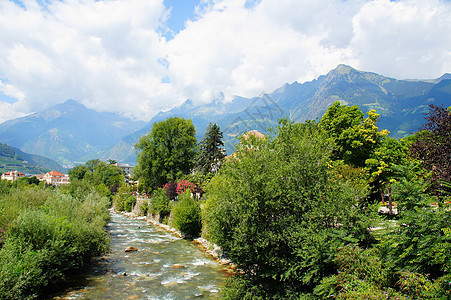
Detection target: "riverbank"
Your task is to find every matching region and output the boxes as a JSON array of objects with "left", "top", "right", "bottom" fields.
[{"left": 55, "top": 212, "right": 232, "bottom": 299}]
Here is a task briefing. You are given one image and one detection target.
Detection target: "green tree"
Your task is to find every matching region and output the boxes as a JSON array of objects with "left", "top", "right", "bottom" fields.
[
  {"left": 381, "top": 166, "right": 451, "bottom": 294},
  {"left": 148, "top": 188, "right": 171, "bottom": 219},
  {"left": 320, "top": 101, "right": 389, "bottom": 167},
  {"left": 364, "top": 136, "right": 409, "bottom": 204},
  {"left": 134, "top": 117, "right": 196, "bottom": 189},
  {"left": 68, "top": 164, "right": 88, "bottom": 181},
  {"left": 195, "top": 122, "right": 225, "bottom": 175},
  {"left": 203, "top": 120, "right": 371, "bottom": 297},
  {"left": 365, "top": 137, "right": 408, "bottom": 183},
  {"left": 68, "top": 160, "right": 124, "bottom": 195},
  {"left": 410, "top": 104, "right": 451, "bottom": 196},
  {"left": 319, "top": 101, "right": 364, "bottom": 139}
]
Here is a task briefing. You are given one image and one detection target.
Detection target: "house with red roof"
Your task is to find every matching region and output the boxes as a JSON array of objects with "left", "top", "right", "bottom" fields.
[
  {"left": 44, "top": 170, "right": 70, "bottom": 186},
  {"left": 1, "top": 170, "right": 25, "bottom": 182}
]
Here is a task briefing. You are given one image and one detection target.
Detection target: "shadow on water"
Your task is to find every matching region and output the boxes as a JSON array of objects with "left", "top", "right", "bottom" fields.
[{"left": 51, "top": 213, "right": 232, "bottom": 299}]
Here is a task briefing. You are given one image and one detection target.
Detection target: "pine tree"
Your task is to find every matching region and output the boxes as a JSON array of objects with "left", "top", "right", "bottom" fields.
[{"left": 195, "top": 123, "right": 225, "bottom": 175}]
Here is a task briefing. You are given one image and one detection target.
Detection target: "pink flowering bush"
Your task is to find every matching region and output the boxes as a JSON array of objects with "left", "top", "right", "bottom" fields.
[{"left": 176, "top": 179, "right": 195, "bottom": 195}]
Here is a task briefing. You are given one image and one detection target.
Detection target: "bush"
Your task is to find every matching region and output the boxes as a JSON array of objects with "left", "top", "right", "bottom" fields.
[
  {"left": 112, "top": 186, "right": 135, "bottom": 212},
  {"left": 0, "top": 188, "right": 110, "bottom": 299},
  {"left": 0, "top": 238, "right": 46, "bottom": 299},
  {"left": 149, "top": 188, "right": 171, "bottom": 218},
  {"left": 171, "top": 190, "right": 202, "bottom": 237},
  {"left": 140, "top": 201, "right": 149, "bottom": 216},
  {"left": 163, "top": 182, "right": 177, "bottom": 200},
  {"left": 176, "top": 179, "right": 195, "bottom": 195},
  {"left": 124, "top": 195, "right": 136, "bottom": 212}
]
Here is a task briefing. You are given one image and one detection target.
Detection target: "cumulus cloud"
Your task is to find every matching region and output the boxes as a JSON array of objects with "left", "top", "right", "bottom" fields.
[
  {"left": 0, "top": 0, "right": 449, "bottom": 123},
  {"left": 0, "top": 0, "right": 172, "bottom": 121},
  {"left": 350, "top": 0, "right": 451, "bottom": 79}
]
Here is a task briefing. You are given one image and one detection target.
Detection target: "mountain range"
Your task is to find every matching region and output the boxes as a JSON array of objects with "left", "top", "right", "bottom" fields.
[
  {"left": 0, "top": 65, "right": 450, "bottom": 167},
  {"left": 0, "top": 100, "right": 145, "bottom": 167},
  {"left": 102, "top": 64, "right": 451, "bottom": 163}
]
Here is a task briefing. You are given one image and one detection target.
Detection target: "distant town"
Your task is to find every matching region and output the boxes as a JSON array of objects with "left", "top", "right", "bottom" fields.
[{"left": 0, "top": 163, "right": 134, "bottom": 186}]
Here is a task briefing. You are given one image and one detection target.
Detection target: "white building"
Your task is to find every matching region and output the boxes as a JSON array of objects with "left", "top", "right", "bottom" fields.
[
  {"left": 43, "top": 170, "right": 70, "bottom": 186},
  {"left": 1, "top": 170, "right": 25, "bottom": 182},
  {"left": 116, "top": 163, "right": 134, "bottom": 177}
]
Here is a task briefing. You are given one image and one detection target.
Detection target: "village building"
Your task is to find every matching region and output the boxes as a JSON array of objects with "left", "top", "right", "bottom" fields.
[
  {"left": 43, "top": 170, "right": 70, "bottom": 186},
  {"left": 1, "top": 170, "right": 25, "bottom": 182},
  {"left": 225, "top": 130, "right": 266, "bottom": 162},
  {"left": 115, "top": 163, "right": 134, "bottom": 178}
]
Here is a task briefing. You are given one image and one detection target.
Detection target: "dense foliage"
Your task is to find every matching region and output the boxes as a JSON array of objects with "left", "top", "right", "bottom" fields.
[
  {"left": 148, "top": 188, "right": 171, "bottom": 220},
  {"left": 68, "top": 159, "right": 124, "bottom": 198},
  {"left": 134, "top": 117, "right": 196, "bottom": 189},
  {"left": 113, "top": 104, "right": 451, "bottom": 299},
  {"left": 203, "top": 120, "right": 371, "bottom": 297},
  {"left": 0, "top": 182, "right": 110, "bottom": 299},
  {"left": 320, "top": 101, "right": 389, "bottom": 167},
  {"left": 112, "top": 186, "right": 136, "bottom": 212},
  {"left": 171, "top": 190, "right": 202, "bottom": 237},
  {"left": 410, "top": 104, "right": 451, "bottom": 195}
]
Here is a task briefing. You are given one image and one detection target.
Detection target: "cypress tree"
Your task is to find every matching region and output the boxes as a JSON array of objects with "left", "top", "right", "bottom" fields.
[{"left": 195, "top": 123, "right": 225, "bottom": 175}]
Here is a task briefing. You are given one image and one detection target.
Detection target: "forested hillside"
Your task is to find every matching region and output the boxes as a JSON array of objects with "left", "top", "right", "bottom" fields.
[{"left": 0, "top": 143, "right": 65, "bottom": 174}]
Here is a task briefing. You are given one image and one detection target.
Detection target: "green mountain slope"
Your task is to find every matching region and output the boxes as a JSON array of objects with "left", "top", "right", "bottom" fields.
[{"left": 0, "top": 143, "right": 65, "bottom": 175}]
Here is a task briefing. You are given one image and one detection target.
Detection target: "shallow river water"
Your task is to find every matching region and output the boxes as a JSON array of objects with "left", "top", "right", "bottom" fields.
[{"left": 54, "top": 212, "right": 231, "bottom": 299}]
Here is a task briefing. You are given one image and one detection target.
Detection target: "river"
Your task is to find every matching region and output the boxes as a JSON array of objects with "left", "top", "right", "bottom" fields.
[{"left": 54, "top": 212, "right": 231, "bottom": 299}]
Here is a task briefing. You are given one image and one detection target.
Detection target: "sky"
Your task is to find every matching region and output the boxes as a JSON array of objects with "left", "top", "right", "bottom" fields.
[{"left": 0, "top": 0, "right": 450, "bottom": 123}]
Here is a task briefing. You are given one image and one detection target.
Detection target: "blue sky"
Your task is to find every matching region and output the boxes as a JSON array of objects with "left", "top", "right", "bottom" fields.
[
  {"left": 0, "top": 0, "right": 450, "bottom": 123},
  {"left": 162, "top": 0, "right": 199, "bottom": 39}
]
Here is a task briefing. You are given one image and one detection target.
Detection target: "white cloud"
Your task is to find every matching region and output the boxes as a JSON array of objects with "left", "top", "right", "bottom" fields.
[
  {"left": 0, "top": 0, "right": 172, "bottom": 121},
  {"left": 350, "top": 0, "right": 451, "bottom": 79},
  {"left": 0, "top": 0, "right": 449, "bottom": 124}
]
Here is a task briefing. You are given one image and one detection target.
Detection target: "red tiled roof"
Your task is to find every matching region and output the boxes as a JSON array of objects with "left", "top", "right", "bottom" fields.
[
  {"left": 3, "top": 171, "right": 24, "bottom": 176},
  {"left": 47, "top": 170, "right": 65, "bottom": 176}
]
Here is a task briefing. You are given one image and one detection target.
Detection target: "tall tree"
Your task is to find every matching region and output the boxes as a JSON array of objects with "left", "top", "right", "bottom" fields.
[
  {"left": 195, "top": 122, "right": 225, "bottom": 175},
  {"left": 320, "top": 101, "right": 389, "bottom": 167},
  {"left": 410, "top": 104, "right": 451, "bottom": 196},
  {"left": 68, "top": 159, "right": 124, "bottom": 195},
  {"left": 203, "top": 120, "right": 371, "bottom": 298},
  {"left": 134, "top": 117, "right": 196, "bottom": 189}
]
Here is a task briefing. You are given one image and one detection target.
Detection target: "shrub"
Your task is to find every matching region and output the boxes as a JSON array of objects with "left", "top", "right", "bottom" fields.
[
  {"left": 124, "top": 195, "right": 136, "bottom": 212},
  {"left": 163, "top": 182, "right": 177, "bottom": 199},
  {"left": 140, "top": 201, "right": 149, "bottom": 216},
  {"left": 203, "top": 121, "right": 371, "bottom": 296},
  {"left": 171, "top": 190, "right": 201, "bottom": 237},
  {"left": 176, "top": 179, "right": 195, "bottom": 195},
  {"left": 149, "top": 188, "right": 171, "bottom": 218},
  {"left": 0, "top": 188, "right": 110, "bottom": 299},
  {"left": 0, "top": 238, "right": 46, "bottom": 299},
  {"left": 59, "top": 178, "right": 95, "bottom": 200},
  {"left": 112, "top": 186, "right": 135, "bottom": 212}
]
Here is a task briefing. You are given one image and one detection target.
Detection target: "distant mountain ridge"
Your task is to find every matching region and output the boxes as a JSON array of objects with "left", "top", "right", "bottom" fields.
[
  {"left": 102, "top": 65, "right": 451, "bottom": 164},
  {"left": 0, "top": 65, "right": 449, "bottom": 166},
  {"left": 0, "top": 142, "right": 65, "bottom": 175},
  {"left": 0, "top": 100, "right": 145, "bottom": 166}
]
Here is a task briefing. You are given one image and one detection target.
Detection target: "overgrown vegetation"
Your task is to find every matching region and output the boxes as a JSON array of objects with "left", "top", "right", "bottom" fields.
[
  {"left": 0, "top": 180, "right": 110, "bottom": 299},
  {"left": 120, "top": 104, "right": 451, "bottom": 298}
]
